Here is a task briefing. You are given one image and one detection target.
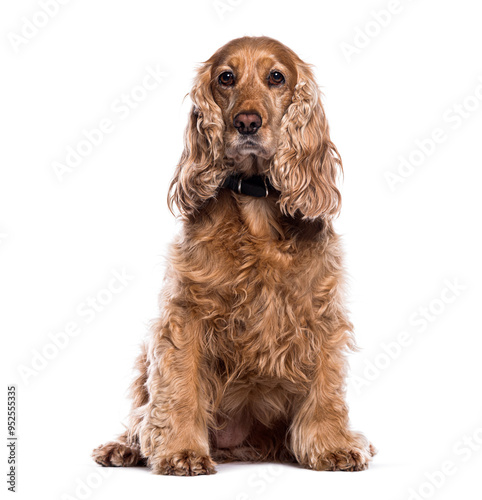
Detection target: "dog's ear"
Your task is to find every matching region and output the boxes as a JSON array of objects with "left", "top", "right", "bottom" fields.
[
  {"left": 168, "top": 63, "right": 225, "bottom": 219},
  {"left": 270, "top": 63, "right": 342, "bottom": 220}
]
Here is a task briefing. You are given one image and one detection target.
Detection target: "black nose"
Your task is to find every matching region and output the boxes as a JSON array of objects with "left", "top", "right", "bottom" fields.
[{"left": 233, "top": 112, "right": 262, "bottom": 135}]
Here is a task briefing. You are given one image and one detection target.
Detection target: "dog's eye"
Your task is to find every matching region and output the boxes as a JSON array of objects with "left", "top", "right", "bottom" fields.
[
  {"left": 218, "top": 71, "right": 235, "bottom": 86},
  {"left": 268, "top": 71, "right": 285, "bottom": 86}
]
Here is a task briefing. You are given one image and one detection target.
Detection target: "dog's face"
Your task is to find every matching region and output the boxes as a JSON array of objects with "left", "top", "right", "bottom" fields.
[
  {"left": 169, "top": 36, "right": 343, "bottom": 221},
  {"left": 210, "top": 40, "right": 298, "bottom": 162}
]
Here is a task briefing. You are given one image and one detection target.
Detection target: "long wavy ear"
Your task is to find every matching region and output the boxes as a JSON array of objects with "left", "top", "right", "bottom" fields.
[
  {"left": 168, "top": 63, "right": 225, "bottom": 218},
  {"left": 270, "top": 63, "right": 342, "bottom": 220}
]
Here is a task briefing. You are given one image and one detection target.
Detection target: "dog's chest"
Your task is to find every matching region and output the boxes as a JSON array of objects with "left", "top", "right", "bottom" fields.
[
  {"left": 204, "top": 230, "right": 318, "bottom": 380},
  {"left": 180, "top": 196, "right": 332, "bottom": 379}
]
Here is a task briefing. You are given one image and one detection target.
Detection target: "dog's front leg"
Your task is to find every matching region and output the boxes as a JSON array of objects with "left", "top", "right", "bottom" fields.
[
  {"left": 139, "top": 310, "right": 216, "bottom": 476},
  {"left": 290, "top": 326, "right": 375, "bottom": 471}
]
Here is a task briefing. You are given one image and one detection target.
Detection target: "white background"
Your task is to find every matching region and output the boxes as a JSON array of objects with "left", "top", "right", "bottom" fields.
[{"left": 2, "top": 0, "right": 482, "bottom": 499}]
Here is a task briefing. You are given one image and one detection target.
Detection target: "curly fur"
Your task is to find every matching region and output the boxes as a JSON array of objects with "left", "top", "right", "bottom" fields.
[{"left": 92, "top": 36, "right": 375, "bottom": 475}]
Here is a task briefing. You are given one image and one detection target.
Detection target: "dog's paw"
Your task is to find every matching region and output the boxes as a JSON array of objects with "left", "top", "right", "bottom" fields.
[
  {"left": 92, "top": 441, "right": 144, "bottom": 467},
  {"left": 312, "top": 446, "right": 374, "bottom": 471},
  {"left": 310, "top": 439, "right": 376, "bottom": 472},
  {"left": 151, "top": 450, "right": 217, "bottom": 476}
]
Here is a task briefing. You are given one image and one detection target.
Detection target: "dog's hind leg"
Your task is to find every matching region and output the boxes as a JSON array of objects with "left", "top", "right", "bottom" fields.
[{"left": 92, "top": 344, "right": 149, "bottom": 467}]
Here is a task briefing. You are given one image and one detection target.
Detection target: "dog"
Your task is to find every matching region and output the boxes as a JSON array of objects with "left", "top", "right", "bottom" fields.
[{"left": 92, "top": 36, "right": 375, "bottom": 476}]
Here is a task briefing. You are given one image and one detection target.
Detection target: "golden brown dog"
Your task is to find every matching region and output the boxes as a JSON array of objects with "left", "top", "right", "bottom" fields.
[{"left": 92, "top": 36, "right": 375, "bottom": 475}]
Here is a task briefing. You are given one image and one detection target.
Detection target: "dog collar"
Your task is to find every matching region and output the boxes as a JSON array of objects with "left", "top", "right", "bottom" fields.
[{"left": 222, "top": 174, "right": 276, "bottom": 198}]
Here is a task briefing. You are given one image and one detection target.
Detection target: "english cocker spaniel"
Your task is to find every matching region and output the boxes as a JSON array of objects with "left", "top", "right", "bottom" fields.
[{"left": 93, "top": 36, "right": 375, "bottom": 475}]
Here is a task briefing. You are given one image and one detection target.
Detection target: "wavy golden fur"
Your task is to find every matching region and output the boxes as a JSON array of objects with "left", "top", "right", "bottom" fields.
[{"left": 93, "top": 36, "right": 375, "bottom": 475}]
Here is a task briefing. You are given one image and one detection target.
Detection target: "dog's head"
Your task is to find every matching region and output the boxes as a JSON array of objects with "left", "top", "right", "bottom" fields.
[{"left": 169, "top": 36, "right": 342, "bottom": 221}]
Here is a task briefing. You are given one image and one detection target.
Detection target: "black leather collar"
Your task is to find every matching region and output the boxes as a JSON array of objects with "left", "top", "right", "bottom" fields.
[{"left": 222, "top": 174, "right": 277, "bottom": 198}]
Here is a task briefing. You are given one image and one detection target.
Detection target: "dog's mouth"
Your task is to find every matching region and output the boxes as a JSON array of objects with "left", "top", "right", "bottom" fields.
[
  {"left": 240, "top": 137, "right": 259, "bottom": 146},
  {"left": 237, "top": 136, "right": 263, "bottom": 151},
  {"left": 226, "top": 135, "right": 271, "bottom": 160}
]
